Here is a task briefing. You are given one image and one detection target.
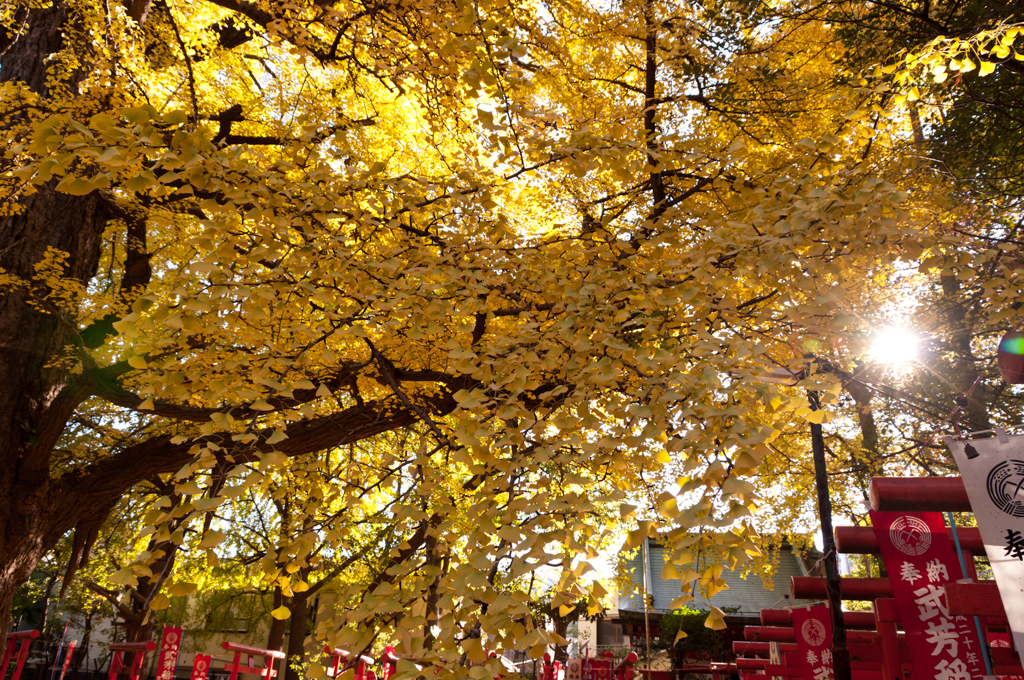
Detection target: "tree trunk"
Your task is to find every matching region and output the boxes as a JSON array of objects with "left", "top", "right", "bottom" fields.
[
  {"left": 284, "top": 596, "right": 309, "bottom": 680},
  {"left": 124, "top": 541, "right": 179, "bottom": 644},
  {"left": 0, "top": 0, "right": 110, "bottom": 649},
  {"left": 266, "top": 587, "right": 287, "bottom": 652},
  {"left": 73, "top": 609, "right": 94, "bottom": 674}
]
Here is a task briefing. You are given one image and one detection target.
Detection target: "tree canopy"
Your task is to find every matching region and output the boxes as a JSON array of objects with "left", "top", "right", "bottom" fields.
[{"left": 4, "top": 0, "right": 1024, "bottom": 674}]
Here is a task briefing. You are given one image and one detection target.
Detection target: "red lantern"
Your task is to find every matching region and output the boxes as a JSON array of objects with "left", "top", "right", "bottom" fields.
[{"left": 997, "top": 330, "right": 1024, "bottom": 383}]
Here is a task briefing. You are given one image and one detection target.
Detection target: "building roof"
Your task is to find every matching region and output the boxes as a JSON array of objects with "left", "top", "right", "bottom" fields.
[{"left": 615, "top": 538, "right": 815, "bottom": 618}]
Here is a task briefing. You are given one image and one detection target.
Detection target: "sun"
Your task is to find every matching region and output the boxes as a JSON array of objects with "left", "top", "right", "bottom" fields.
[{"left": 868, "top": 327, "right": 921, "bottom": 365}]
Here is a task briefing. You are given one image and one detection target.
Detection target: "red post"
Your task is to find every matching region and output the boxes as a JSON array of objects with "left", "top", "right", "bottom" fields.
[
  {"left": 613, "top": 652, "right": 637, "bottom": 680},
  {"left": 873, "top": 599, "right": 903, "bottom": 680},
  {"left": 381, "top": 647, "right": 398, "bottom": 680},
  {"left": 109, "top": 642, "right": 156, "bottom": 680}
]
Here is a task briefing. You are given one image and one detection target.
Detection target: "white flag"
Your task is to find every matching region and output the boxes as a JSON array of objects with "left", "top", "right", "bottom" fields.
[{"left": 946, "top": 431, "right": 1024, "bottom": 652}]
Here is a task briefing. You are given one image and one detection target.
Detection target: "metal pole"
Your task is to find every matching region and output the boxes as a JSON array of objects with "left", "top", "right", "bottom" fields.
[
  {"left": 946, "top": 511, "right": 993, "bottom": 676},
  {"left": 808, "top": 391, "right": 851, "bottom": 680},
  {"left": 641, "top": 539, "right": 652, "bottom": 678}
]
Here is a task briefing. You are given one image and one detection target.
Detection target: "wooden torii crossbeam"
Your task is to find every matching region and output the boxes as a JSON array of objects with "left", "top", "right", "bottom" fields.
[{"left": 868, "top": 477, "right": 971, "bottom": 513}]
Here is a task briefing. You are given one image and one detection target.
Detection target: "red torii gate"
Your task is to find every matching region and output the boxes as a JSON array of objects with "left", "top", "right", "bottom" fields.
[
  {"left": 542, "top": 651, "right": 637, "bottom": 680},
  {"left": 325, "top": 647, "right": 376, "bottom": 680},
  {"left": 220, "top": 641, "right": 285, "bottom": 680},
  {"left": 109, "top": 642, "right": 156, "bottom": 680},
  {"left": 1, "top": 630, "right": 39, "bottom": 680},
  {"left": 733, "top": 475, "right": 1024, "bottom": 680}
]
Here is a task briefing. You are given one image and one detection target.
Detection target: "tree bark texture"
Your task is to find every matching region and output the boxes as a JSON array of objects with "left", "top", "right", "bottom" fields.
[
  {"left": 266, "top": 587, "right": 287, "bottom": 653},
  {"left": 285, "top": 596, "right": 309, "bottom": 680},
  {"left": 0, "top": 2, "right": 109, "bottom": 643}
]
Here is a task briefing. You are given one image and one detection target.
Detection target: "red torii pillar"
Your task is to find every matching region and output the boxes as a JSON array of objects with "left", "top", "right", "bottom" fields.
[
  {"left": 542, "top": 653, "right": 561, "bottom": 680},
  {"left": 613, "top": 652, "right": 637, "bottom": 680}
]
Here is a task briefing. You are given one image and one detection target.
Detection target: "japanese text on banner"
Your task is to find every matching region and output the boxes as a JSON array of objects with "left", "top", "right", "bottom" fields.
[
  {"left": 157, "top": 627, "right": 183, "bottom": 680},
  {"left": 791, "top": 605, "right": 833, "bottom": 680},
  {"left": 871, "top": 511, "right": 986, "bottom": 680}
]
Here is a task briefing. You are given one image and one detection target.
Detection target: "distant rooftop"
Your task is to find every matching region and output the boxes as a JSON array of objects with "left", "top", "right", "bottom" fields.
[{"left": 615, "top": 537, "right": 815, "bottom": 617}]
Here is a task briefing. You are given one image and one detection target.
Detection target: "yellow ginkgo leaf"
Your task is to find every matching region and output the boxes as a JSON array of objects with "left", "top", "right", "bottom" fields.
[{"left": 705, "top": 606, "right": 728, "bottom": 631}]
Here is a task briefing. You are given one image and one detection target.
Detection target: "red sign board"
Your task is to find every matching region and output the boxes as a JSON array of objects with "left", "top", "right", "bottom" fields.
[
  {"left": 191, "top": 655, "right": 212, "bottom": 680},
  {"left": 156, "top": 628, "right": 183, "bottom": 680},
  {"left": 791, "top": 605, "right": 832, "bottom": 680},
  {"left": 871, "top": 511, "right": 986, "bottom": 679}
]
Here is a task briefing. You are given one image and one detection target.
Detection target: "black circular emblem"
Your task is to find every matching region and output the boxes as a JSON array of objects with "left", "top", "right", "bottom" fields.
[{"left": 987, "top": 460, "right": 1024, "bottom": 517}]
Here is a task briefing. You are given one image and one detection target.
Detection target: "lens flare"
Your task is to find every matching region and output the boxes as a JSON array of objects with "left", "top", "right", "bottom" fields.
[
  {"left": 868, "top": 327, "right": 921, "bottom": 365},
  {"left": 1001, "top": 335, "right": 1024, "bottom": 355}
]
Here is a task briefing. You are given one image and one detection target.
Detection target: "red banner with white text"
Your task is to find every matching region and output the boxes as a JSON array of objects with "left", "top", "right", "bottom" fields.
[
  {"left": 156, "top": 627, "right": 183, "bottom": 680},
  {"left": 871, "top": 510, "right": 986, "bottom": 679},
  {"left": 191, "top": 654, "right": 212, "bottom": 680},
  {"left": 790, "top": 605, "right": 833, "bottom": 680}
]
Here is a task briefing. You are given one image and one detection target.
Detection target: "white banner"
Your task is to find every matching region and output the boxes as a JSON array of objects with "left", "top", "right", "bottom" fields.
[
  {"left": 566, "top": 658, "right": 582, "bottom": 680},
  {"left": 945, "top": 431, "right": 1024, "bottom": 652}
]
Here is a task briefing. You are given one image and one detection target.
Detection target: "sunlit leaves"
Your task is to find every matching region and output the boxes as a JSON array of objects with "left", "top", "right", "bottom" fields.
[{"left": 0, "top": 0, "right": 958, "bottom": 664}]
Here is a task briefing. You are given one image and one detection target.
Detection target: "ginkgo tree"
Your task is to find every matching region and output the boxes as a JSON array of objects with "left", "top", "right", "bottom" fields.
[{"left": 1, "top": 0, "right": 934, "bottom": 668}]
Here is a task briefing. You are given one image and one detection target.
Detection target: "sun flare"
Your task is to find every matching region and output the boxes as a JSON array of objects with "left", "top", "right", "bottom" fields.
[{"left": 869, "top": 327, "right": 921, "bottom": 365}]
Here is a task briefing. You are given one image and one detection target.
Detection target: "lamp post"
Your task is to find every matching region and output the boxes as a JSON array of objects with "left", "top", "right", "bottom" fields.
[
  {"left": 808, "top": 390, "right": 851, "bottom": 680},
  {"left": 760, "top": 367, "right": 851, "bottom": 680}
]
